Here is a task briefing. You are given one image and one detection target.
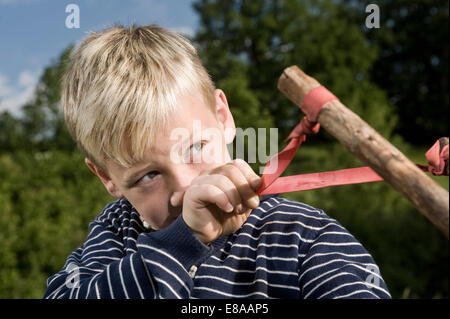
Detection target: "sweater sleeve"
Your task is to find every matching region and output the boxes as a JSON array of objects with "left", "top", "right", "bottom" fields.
[
  {"left": 44, "top": 215, "right": 213, "bottom": 299},
  {"left": 298, "top": 218, "right": 391, "bottom": 299}
]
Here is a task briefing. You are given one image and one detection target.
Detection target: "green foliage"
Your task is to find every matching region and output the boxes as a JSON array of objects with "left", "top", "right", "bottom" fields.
[
  {"left": 193, "top": 0, "right": 397, "bottom": 140},
  {"left": 0, "top": 151, "right": 113, "bottom": 298},
  {"left": 363, "top": 0, "right": 449, "bottom": 144}
]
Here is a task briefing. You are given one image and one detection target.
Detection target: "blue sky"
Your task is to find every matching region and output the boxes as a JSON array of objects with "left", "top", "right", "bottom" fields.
[{"left": 0, "top": 0, "right": 198, "bottom": 114}]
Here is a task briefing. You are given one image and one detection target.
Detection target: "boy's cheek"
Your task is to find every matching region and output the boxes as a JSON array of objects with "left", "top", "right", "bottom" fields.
[{"left": 126, "top": 192, "right": 173, "bottom": 229}]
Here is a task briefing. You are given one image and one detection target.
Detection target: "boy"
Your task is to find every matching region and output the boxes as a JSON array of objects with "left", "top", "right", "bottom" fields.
[{"left": 44, "top": 24, "right": 390, "bottom": 299}]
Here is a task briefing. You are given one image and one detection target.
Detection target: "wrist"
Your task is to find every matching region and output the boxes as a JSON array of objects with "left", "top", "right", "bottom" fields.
[
  {"left": 181, "top": 213, "right": 219, "bottom": 245},
  {"left": 137, "top": 215, "right": 213, "bottom": 271}
]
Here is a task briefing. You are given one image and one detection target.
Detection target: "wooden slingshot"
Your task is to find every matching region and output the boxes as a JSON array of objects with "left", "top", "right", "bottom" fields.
[{"left": 276, "top": 66, "right": 449, "bottom": 238}]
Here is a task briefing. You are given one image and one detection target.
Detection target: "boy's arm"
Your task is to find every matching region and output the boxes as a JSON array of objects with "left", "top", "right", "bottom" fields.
[
  {"left": 44, "top": 215, "right": 213, "bottom": 299},
  {"left": 298, "top": 219, "right": 391, "bottom": 299}
]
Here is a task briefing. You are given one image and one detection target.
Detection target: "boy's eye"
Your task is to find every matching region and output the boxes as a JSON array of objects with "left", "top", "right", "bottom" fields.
[
  {"left": 190, "top": 141, "right": 204, "bottom": 153},
  {"left": 138, "top": 171, "right": 159, "bottom": 184},
  {"left": 187, "top": 141, "right": 206, "bottom": 162}
]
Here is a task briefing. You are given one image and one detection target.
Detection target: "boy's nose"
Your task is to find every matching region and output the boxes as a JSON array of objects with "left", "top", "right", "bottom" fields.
[
  {"left": 171, "top": 167, "right": 200, "bottom": 198},
  {"left": 171, "top": 171, "right": 193, "bottom": 193},
  {"left": 169, "top": 168, "right": 199, "bottom": 205}
]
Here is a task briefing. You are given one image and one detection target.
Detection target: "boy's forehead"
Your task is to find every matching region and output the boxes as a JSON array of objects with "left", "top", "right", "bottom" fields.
[{"left": 116, "top": 93, "right": 218, "bottom": 173}]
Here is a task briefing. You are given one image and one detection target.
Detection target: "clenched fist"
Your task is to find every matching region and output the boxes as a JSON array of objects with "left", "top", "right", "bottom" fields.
[{"left": 170, "top": 159, "right": 262, "bottom": 244}]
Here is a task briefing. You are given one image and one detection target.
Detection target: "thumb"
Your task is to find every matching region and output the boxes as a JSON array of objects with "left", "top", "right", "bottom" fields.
[{"left": 170, "top": 191, "right": 185, "bottom": 207}]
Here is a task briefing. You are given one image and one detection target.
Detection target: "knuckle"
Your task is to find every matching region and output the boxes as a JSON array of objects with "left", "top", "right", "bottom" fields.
[{"left": 232, "top": 158, "right": 247, "bottom": 166}]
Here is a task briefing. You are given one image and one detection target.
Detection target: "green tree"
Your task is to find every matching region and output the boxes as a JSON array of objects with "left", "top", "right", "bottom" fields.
[
  {"left": 0, "top": 45, "right": 75, "bottom": 154},
  {"left": 193, "top": 0, "right": 397, "bottom": 141},
  {"left": 355, "top": 0, "right": 449, "bottom": 144}
]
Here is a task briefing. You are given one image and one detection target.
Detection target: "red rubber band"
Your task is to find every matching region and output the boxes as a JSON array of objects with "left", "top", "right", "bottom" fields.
[{"left": 256, "top": 84, "right": 446, "bottom": 196}]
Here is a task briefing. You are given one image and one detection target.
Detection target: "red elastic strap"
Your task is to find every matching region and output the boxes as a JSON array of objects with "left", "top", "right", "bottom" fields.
[
  {"left": 302, "top": 85, "right": 338, "bottom": 122},
  {"left": 257, "top": 86, "right": 340, "bottom": 195},
  {"left": 259, "top": 167, "right": 383, "bottom": 195},
  {"left": 256, "top": 85, "right": 447, "bottom": 196},
  {"left": 422, "top": 140, "right": 449, "bottom": 176}
]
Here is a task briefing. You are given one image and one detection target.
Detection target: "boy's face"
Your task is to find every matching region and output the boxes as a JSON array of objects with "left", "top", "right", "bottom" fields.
[{"left": 86, "top": 89, "right": 236, "bottom": 230}]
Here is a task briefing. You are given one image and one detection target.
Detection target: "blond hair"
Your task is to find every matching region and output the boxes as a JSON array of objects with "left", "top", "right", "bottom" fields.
[{"left": 62, "top": 24, "right": 216, "bottom": 173}]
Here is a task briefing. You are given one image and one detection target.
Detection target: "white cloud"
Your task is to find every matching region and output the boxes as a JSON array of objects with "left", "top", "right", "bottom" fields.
[
  {"left": 170, "top": 26, "right": 194, "bottom": 37},
  {"left": 0, "top": 73, "right": 13, "bottom": 96},
  {"left": 0, "top": 70, "right": 39, "bottom": 116}
]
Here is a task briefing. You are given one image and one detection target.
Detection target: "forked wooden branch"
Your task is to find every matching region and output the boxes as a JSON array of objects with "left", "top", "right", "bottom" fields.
[{"left": 278, "top": 65, "right": 449, "bottom": 238}]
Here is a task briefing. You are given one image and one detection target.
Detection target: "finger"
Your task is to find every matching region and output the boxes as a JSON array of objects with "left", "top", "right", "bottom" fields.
[
  {"left": 230, "top": 158, "right": 262, "bottom": 190},
  {"left": 228, "top": 159, "right": 262, "bottom": 210},
  {"left": 190, "top": 174, "right": 242, "bottom": 208},
  {"left": 211, "top": 161, "right": 260, "bottom": 210},
  {"left": 187, "top": 184, "right": 234, "bottom": 213},
  {"left": 170, "top": 191, "right": 185, "bottom": 207}
]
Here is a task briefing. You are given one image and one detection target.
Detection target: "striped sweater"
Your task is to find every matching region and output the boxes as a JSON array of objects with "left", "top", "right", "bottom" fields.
[{"left": 44, "top": 194, "right": 391, "bottom": 299}]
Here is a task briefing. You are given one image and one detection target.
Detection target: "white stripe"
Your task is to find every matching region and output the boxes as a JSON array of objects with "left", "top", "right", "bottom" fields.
[
  {"left": 334, "top": 289, "right": 380, "bottom": 299},
  {"left": 118, "top": 258, "right": 129, "bottom": 298},
  {"left": 85, "top": 272, "right": 101, "bottom": 298},
  {"left": 131, "top": 254, "right": 145, "bottom": 298},
  {"left": 82, "top": 238, "right": 123, "bottom": 253},
  {"left": 81, "top": 246, "right": 122, "bottom": 259},
  {"left": 271, "top": 197, "right": 280, "bottom": 204},
  {"left": 233, "top": 230, "right": 315, "bottom": 243},
  {"left": 308, "top": 241, "right": 362, "bottom": 250},
  {"left": 317, "top": 282, "right": 379, "bottom": 299},
  {"left": 95, "top": 282, "right": 100, "bottom": 299},
  {"left": 81, "top": 255, "right": 121, "bottom": 262},
  {"left": 225, "top": 241, "right": 299, "bottom": 251},
  {"left": 301, "top": 251, "right": 372, "bottom": 268},
  {"left": 195, "top": 275, "right": 300, "bottom": 291},
  {"left": 304, "top": 271, "right": 359, "bottom": 298},
  {"left": 84, "top": 225, "right": 107, "bottom": 245},
  {"left": 300, "top": 259, "right": 383, "bottom": 284},
  {"left": 138, "top": 254, "right": 156, "bottom": 298},
  {"left": 153, "top": 276, "right": 182, "bottom": 299},
  {"left": 194, "top": 286, "right": 271, "bottom": 298},
  {"left": 123, "top": 236, "right": 137, "bottom": 243},
  {"left": 143, "top": 258, "right": 190, "bottom": 295},
  {"left": 255, "top": 200, "right": 325, "bottom": 216},
  {"left": 250, "top": 208, "right": 338, "bottom": 224},
  {"left": 302, "top": 265, "right": 352, "bottom": 290},
  {"left": 106, "top": 264, "right": 114, "bottom": 298},
  {"left": 215, "top": 250, "right": 298, "bottom": 263},
  {"left": 244, "top": 218, "right": 344, "bottom": 232},
  {"left": 46, "top": 271, "right": 64, "bottom": 288},
  {"left": 201, "top": 262, "right": 298, "bottom": 276},
  {"left": 281, "top": 199, "right": 326, "bottom": 213},
  {"left": 138, "top": 244, "right": 187, "bottom": 272}
]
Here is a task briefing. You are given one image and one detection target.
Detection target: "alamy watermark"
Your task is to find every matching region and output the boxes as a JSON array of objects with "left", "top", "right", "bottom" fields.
[
  {"left": 365, "top": 264, "right": 381, "bottom": 289},
  {"left": 64, "top": 262, "right": 80, "bottom": 289},
  {"left": 365, "top": 4, "right": 380, "bottom": 29},
  {"left": 169, "top": 120, "right": 279, "bottom": 174},
  {"left": 65, "top": 4, "right": 80, "bottom": 29}
]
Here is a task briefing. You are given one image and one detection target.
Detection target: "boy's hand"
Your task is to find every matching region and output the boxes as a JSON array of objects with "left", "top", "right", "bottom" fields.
[{"left": 170, "top": 159, "right": 262, "bottom": 244}]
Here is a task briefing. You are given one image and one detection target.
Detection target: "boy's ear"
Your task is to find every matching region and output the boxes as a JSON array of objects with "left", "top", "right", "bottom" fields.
[
  {"left": 84, "top": 158, "right": 124, "bottom": 198},
  {"left": 214, "top": 89, "right": 236, "bottom": 144}
]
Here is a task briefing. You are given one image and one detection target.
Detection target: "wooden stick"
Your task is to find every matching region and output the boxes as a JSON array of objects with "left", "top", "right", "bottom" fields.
[{"left": 278, "top": 65, "right": 449, "bottom": 238}]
